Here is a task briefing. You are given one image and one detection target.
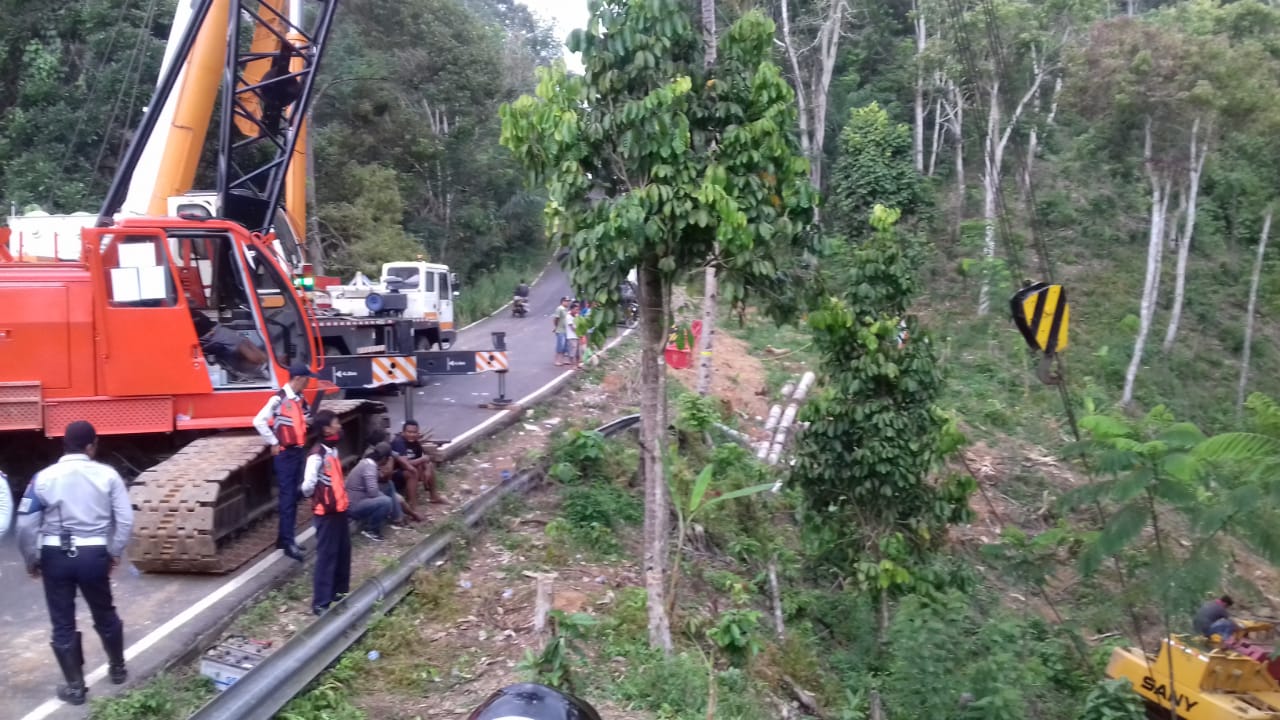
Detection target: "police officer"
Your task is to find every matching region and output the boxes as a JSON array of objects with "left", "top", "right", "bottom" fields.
[
  {"left": 253, "top": 361, "right": 316, "bottom": 561},
  {"left": 301, "top": 410, "right": 351, "bottom": 616},
  {"left": 16, "top": 421, "right": 134, "bottom": 706},
  {"left": 467, "top": 683, "right": 603, "bottom": 720}
]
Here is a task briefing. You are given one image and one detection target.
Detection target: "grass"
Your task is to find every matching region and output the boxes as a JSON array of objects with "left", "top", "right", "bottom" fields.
[
  {"left": 721, "top": 308, "right": 817, "bottom": 400},
  {"left": 454, "top": 253, "right": 548, "bottom": 326},
  {"left": 89, "top": 672, "right": 214, "bottom": 720}
]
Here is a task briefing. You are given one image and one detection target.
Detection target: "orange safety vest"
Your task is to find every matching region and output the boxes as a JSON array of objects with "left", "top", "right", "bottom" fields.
[
  {"left": 270, "top": 391, "right": 308, "bottom": 447},
  {"left": 313, "top": 451, "right": 349, "bottom": 516}
]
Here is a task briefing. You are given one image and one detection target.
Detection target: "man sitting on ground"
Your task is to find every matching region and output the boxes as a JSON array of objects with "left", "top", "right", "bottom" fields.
[
  {"left": 365, "top": 429, "right": 422, "bottom": 523},
  {"left": 345, "top": 442, "right": 395, "bottom": 541},
  {"left": 392, "top": 420, "right": 446, "bottom": 506}
]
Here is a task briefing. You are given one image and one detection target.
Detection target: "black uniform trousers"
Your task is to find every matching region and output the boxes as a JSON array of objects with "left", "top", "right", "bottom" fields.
[
  {"left": 41, "top": 546, "right": 123, "bottom": 648},
  {"left": 274, "top": 446, "right": 306, "bottom": 546},
  {"left": 312, "top": 512, "right": 351, "bottom": 610}
]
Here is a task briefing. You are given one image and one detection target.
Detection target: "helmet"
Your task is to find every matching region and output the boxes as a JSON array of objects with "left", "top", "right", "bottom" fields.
[{"left": 467, "top": 683, "right": 603, "bottom": 720}]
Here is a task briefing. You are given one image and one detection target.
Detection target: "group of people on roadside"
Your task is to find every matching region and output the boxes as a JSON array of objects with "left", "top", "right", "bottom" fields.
[
  {"left": 253, "top": 362, "right": 448, "bottom": 616},
  {"left": 553, "top": 296, "right": 590, "bottom": 368}
]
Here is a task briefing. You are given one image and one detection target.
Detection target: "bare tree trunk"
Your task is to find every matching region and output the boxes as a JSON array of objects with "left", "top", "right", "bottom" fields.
[
  {"left": 638, "top": 263, "right": 673, "bottom": 653},
  {"left": 807, "top": 0, "right": 845, "bottom": 192},
  {"left": 977, "top": 72, "right": 1046, "bottom": 316},
  {"left": 768, "top": 556, "right": 786, "bottom": 639},
  {"left": 1122, "top": 118, "right": 1170, "bottom": 408},
  {"left": 947, "top": 80, "right": 965, "bottom": 243},
  {"left": 912, "top": 0, "right": 926, "bottom": 174},
  {"left": 1238, "top": 207, "right": 1273, "bottom": 414},
  {"left": 702, "top": 0, "right": 717, "bottom": 66},
  {"left": 928, "top": 93, "right": 944, "bottom": 177},
  {"left": 778, "top": 0, "right": 811, "bottom": 164},
  {"left": 695, "top": 0, "right": 718, "bottom": 397},
  {"left": 695, "top": 259, "right": 718, "bottom": 395},
  {"left": 1023, "top": 69, "right": 1060, "bottom": 199},
  {"left": 978, "top": 80, "right": 1001, "bottom": 316},
  {"left": 1161, "top": 116, "right": 1208, "bottom": 351}
]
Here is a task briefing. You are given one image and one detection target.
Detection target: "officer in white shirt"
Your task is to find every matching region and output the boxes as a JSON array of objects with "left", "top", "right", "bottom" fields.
[
  {"left": 0, "top": 470, "right": 12, "bottom": 537},
  {"left": 16, "top": 421, "right": 134, "bottom": 705}
]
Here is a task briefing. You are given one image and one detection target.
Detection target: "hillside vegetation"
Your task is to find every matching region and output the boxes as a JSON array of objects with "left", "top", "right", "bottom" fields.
[{"left": 16, "top": 0, "right": 1280, "bottom": 718}]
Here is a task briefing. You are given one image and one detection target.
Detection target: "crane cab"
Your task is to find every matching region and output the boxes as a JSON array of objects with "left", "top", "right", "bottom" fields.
[{"left": 0, "top": 216, "right": 317, "bottom": 438}]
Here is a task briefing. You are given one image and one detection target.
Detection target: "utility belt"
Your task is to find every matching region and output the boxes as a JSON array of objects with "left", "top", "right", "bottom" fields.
[{"left": 40, "top": 535, "right": 108, "bottom": 558}]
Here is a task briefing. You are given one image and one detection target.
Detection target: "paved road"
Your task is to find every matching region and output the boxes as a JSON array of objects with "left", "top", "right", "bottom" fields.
[{"left": 0, "top": 260, "right": 579, "bottom": 720}]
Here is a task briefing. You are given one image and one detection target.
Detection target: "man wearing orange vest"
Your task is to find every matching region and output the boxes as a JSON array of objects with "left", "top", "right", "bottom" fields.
[
  {"left": 252, "top": 361, "right": 316, "bottom": 561},
  {"left": 301, "top": 410, "right": 351, "bottom": 616}
]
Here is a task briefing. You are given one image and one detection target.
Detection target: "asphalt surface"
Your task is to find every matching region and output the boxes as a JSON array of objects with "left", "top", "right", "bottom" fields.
[{"left": 0, "top": 260, "right": 579, "bottom": 720}]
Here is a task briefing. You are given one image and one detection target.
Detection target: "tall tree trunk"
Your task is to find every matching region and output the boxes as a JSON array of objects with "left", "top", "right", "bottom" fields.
[
  {"left": 912, "top": 0, "right": 926, "bottom": 174},
  {"left": 701, "top": 0, "right": 717, "bottom": 67},
  {"left": 1023, "top": 70, "right": 1060, "bottom": 199},
  {"left": 976, "top": 71, "right": 1045, "bottom": 315},
  {"left": 978, "top": 80, "right": 1001, "bottom": 316},
  {"left": 780, "top": 0, "right": 845, "bottom": 196},
  {"left": 928, "top": 93, "right": 943, "bottom": 177},
  {"left": 779, "top": 0, "right": 811, "bottom": 164},
  {"left": 947, "top": 80, "right": 965, "bottom": 243},
  {"left": 1161, "top": 116, "right": 1208, "bottom": 351},
  {"left": 638, "top": 262, "right": 673, "bottom": 653},
  {"left": 1122, "top": 118, "right": 1170, "bottom": 408},
  {"left": 807, "top": 0, "right": 844, "bottom": 192},
  {"left": 695, "top": 0, "right": 718, "bottom": 397},
  {"left": 1238, "top": 207, "right": 1273, "bottom": 414}
]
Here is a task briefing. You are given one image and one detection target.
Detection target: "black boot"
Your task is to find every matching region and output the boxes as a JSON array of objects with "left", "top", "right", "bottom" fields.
[
  {"left": 278, "top": 540, "right": 305, "bottom": 561},
  {"left": 99, "top": 623, "right": 127, "bottom": 684},
  {"left": 51, "top": 633, "right": 86, "bottom": 705}
]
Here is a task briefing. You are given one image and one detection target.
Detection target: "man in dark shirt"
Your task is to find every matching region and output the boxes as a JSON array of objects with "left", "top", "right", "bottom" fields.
[
  {"left": 391, "top": 420, "right": 446, "bottom": 506},
  {"left": 514, "top": 281, "right": 530, "bottom": 299},
  {"left": 1193, "top": 595, "right": 1237, "bottom": 641}
]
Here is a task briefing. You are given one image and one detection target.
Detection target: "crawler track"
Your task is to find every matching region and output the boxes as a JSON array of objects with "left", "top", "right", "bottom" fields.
[{"left": 129, "top": 399, "right": 387, "bottom": 574}]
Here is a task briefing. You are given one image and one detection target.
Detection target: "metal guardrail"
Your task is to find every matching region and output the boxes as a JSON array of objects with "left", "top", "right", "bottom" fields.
[{"left": 189, "top": 414, "right": 640, "bottom": 720}]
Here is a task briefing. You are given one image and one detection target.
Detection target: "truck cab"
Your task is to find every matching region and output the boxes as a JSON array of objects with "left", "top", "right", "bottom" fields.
[{"left": 379, "top": 261, "right": 458, "bottom": 329}]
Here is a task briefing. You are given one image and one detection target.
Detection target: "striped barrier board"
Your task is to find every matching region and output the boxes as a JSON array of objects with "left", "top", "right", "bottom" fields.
[
  {"left": 371, "top": 355, "right": 417, "bottom": 385},
  {"left": 474, "top": 351, "right": 509, "bottom": 372}
]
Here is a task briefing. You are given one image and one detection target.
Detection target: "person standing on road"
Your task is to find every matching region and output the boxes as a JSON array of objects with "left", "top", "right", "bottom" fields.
[
  {"left": 302, "top": 411, "right": 351, "bottom": 616},
  {"left": 565, "top": 302, "right": 582, "bottom": 368},
  {"left": 346, "top": 443, "right": 394, "bottom": 541},
  {"left": 16, "top": 421, "right": 134, "bottom": 705},
  {"left": 253, "top": 361, "right": 316, "bottom": 561},
  {"left": 553, "top": 296, "right": 571, "bottom": 366}
]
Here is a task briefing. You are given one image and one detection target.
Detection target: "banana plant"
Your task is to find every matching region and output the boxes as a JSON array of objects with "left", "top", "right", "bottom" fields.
[{"left": 667, "top": 464, "right": 775, "bottom": 615}]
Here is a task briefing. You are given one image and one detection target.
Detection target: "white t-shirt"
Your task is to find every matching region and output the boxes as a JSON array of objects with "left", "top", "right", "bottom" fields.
[{"left": 565, "top": 315, "right": 579, "bottom": 341}]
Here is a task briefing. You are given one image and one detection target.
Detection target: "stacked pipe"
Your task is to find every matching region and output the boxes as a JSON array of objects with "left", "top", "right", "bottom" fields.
[{"left": 756, "top": 371, "right": 816, "bottom": 478}]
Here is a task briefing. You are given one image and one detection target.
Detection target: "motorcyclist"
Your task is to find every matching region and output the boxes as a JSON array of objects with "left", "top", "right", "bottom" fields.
[
  {"left": 468, "top": 683, "right": 602, "bottom": 720},
  {"left": 513, "top": 281, "right": 531, "bottom": 316}
]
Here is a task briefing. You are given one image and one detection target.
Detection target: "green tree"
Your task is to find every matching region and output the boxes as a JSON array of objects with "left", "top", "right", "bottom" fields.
[
  {"left": 692, "top": 11, "right": 819, "bottom": 394},
  {"left": 500, "top": 0, "right": 815, "bottom": 652},
  {"left": 828, "top": 102, "right": 925, "bottom": 228},
  {"left": 790, "top": 204, "right": 974, "bottom": 638}
]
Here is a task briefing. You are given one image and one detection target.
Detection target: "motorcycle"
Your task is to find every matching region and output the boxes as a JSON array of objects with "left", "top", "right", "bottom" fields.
[{"left": 512, "top": 295, "right": 529, "bottom": 318}]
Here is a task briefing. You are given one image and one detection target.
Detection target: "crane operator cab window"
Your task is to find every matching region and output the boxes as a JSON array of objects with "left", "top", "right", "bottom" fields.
[
  {"left": 169, "top": 233, "right": 310, "bottom": 388},
  {"left": 241, "top": 245, "right": 311, "bottom": 369}
]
